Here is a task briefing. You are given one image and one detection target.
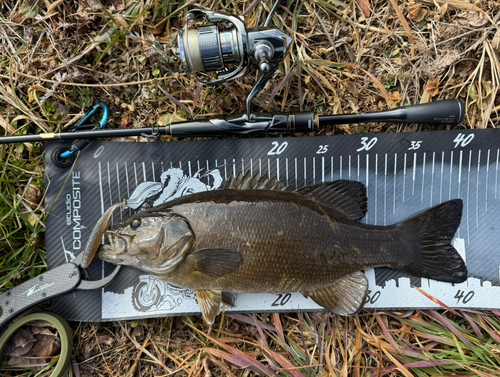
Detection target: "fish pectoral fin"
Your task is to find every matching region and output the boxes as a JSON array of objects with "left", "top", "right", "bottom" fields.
[
  {"left": 296, "top": 180, "right": 367, "bottom": 221},
  {"left": 190, "top": 248, "right": 242, "bottom": 278},
  {"left": 303, "top": 271, "right": 368, "bottom": 316},
  {"left": 196, "top": 290, "right": 222, "bottom": 326}
]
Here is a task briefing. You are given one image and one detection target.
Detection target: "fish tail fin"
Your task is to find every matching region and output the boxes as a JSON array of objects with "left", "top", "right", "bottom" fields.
[{"left": 397, "top": 199, "right": 467, "bottom": 283}]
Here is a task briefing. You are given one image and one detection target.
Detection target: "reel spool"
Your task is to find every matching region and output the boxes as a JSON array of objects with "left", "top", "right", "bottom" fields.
[{"left": 177, "top": 9, "right": 292, "bottom": 85}]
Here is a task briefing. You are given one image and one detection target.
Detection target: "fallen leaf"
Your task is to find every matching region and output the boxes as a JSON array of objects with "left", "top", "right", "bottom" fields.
[
  {"left": 358, "top": 0, "right": 371, "bottom": 17},
  {"left": 389, "top": 91, "right": 403, "bottom": 103},
  {"left": 158, "top": 113, "right": 186, "bottom": 126},
  {"left": 28, "top": 334, "right": 61, "bottom": 359},
  {"left": 97, "top": 335, "right": 114, "bottom": 346},
  {"left": 120, "top": 113, "right": 133, "bottom": 129},
  {"left": 425, "top": 77, "right": 441, "bottom": 97},
  {"left": 408, "top": 4, "right": 422, "bottom": 19},
  {"left": 4, "top": 327, "right": 35, "bottom": 357},
  {"left": 458, "top": 11, "right": 489, "bottom": 28}
]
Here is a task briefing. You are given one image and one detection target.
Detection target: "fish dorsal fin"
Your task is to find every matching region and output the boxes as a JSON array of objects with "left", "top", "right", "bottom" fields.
[
  {"left": 190, "top": 248, "right": 242, "bottom": 278},
  {"left": 302, "top": 271, "right": 368, "bottom": 316},
  {"left": 224, "top": 171, "right": 294, "bottom": 192},
  {"left": 296, "top": 180, "right": 367, "bottom": 221},
  {"left": 196, "top": 290, "right": 221, "bottom": 325},
  {"left": 224, "top": 173, "right": 366, "bottom": 220}
]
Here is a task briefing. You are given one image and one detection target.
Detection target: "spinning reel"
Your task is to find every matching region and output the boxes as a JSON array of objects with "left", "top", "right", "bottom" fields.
[{"left": 177, "top": 5, "right": 291, "bottom": 116}]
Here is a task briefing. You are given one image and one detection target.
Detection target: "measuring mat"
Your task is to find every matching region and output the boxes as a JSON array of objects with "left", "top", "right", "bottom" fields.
[{"left": 45, "top": 129, "right": 500, "bottom": 322}]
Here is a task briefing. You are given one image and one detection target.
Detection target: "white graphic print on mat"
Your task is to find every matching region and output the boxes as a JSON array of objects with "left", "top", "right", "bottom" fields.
[{"left": 126, "top": 167, "right": 223, "bottom": 210}]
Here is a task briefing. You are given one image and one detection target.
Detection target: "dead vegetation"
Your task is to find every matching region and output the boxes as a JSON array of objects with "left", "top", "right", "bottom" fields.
[{"left": 1, "top": 0, "right": 500, "bottom": 375}]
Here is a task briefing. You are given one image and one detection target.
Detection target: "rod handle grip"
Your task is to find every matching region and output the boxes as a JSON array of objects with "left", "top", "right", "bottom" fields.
[{"left": 405, "top": 99, "right": 465, "bottom": 125}]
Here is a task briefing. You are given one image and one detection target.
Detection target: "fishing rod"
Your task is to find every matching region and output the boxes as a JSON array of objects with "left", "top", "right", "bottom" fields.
[
  {"left": 0, "top": 5, "right": 465, "bottom": 153},
  {"left": 0, "top": 99, "right": 465, "bottom": 145}
]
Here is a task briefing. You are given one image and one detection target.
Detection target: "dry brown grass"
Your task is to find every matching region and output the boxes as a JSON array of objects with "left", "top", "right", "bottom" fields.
[{"left": 1, "top": 0, "right": 500, "bottom": 375}]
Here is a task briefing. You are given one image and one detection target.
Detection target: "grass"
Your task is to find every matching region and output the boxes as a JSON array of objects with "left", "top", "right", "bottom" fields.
[{"left": 1, "top": 0, "right": 500, "bottom": 375}]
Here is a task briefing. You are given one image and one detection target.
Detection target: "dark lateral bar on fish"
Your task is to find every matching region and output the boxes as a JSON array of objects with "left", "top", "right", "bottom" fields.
[{"left": 0, "top": 100, "right": 464, "bottom": 144}]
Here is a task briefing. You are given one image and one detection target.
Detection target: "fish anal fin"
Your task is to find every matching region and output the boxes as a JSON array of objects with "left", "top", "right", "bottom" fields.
[
  {"left": 190, "top": 248, "right": 242, "bottom": 278},
  {"left": 196, "top": 290, "right": 221, "bottom": 325},
  {"left": 221, "top": 291, "right": 236, "bottom": 307},
  {"left": 296, "top": 180, "right": 367, "bottom": 221},
  {"left": 303, "top": 271, "right": 368, "bottom": 316}
]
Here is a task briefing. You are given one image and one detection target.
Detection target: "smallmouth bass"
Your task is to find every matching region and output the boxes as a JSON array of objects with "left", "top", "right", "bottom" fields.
[{"left": 98, "top": 172, "right": 467, "bottom": 325}]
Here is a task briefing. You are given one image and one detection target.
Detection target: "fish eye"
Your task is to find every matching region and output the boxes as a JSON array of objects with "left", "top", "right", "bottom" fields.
[{"left": 130, "top": 219, "right": 142, "bottom": 229}]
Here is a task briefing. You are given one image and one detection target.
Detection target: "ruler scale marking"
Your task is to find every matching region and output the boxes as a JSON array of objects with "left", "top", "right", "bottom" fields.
[
  {"left": 466, "top": 150, "right": 471, "bottom": 243},
  {"left": 449, "top": 151, "right": 453, "bottom": 201},
  {"left": 277, "top": 158, "right": 280, "bottom": 181},
  {"left": 486, "top": 150, "right": 490, "bottom": 212},
  {"left": 116, "top": 163, "right": 122, "bottom": 221},
  {"left": 393, "top": 153, "right": 397, "bottom": 215},
  {"left": 496, "top": 149, "right": 499, "bottom": 199},
  {"left": 375, "top": 154, "right": 378, "bottom": 226},
  {"left": 412, "top": 152, "right": 417, "bottom": 196},
  {"left": 430, "top": 152, "right": 435, "bottom": 207},
  {"left": 421, "top": 153, "right": 426, "bottom": 202},
  {"left": 384, "top": 154, "right": 387, "bottom": 226},
  {"left": 304, "top": 157, "right": 307, "bottom": 187},
  {"left": 106, "top": 162, "right": 113, "bottom": 226},
  {"left": 133, "top": 162, "right": 138, "bottom": 187},
  {"left": 285, "top": 158, "right": 288, "bottom": 186},
  {"left": 313, "top": 157, "right": 316, "bottom": 184},
  {"left": 440, "top": 151, "right": 444, "bottom": 204},
  {"left": 322, "top": 157, "right": 325, "bottom": 183},
  {"left": 331, "top": 156, "right": 334, "bottom": 181},
  {"left": 349, "top": 155, "right": 351, "bottom": 180},
  {"left": 295, "top": 158, "right": 297, "bottom": 187},
  {"left": 476, "top": 150, "right": 480, "bottom": 229},
  {"left": 403, "top": 153, "right": 407, "bottom": 202},
  {"left": 366, "top": 154, "right": 369, "bottom": 224},
  {"left": 124, "top": 162, "right": 131, "bottom": 216}
]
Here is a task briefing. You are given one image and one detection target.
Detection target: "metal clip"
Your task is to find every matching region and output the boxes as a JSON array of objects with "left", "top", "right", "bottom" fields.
[{"left": 59, "top": 102, "right": 110, "bottom": 160}]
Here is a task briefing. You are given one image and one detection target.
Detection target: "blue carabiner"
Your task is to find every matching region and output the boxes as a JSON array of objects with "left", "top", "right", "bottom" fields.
[{"left": 59, "top": 102, "right": 110, "bottom": 159}]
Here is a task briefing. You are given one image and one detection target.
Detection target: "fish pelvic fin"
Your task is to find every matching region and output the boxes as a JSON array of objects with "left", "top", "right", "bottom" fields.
[
  {"left": 397, "top": 199, "right": 467, "bottom": 283},
  {"left": 302, "top": 271, "right": 368, "bottom": 316},
  {"left": 196, "top": 290, "right": 222, "bottom": 326},
  {"left": 296, "top": 180, "right": 368, "bottom": 221}
]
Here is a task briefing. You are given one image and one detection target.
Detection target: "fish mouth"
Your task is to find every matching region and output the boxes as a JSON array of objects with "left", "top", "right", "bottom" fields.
[{"left": 97, "top": 232, "right": 129, "bottom": 262}]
